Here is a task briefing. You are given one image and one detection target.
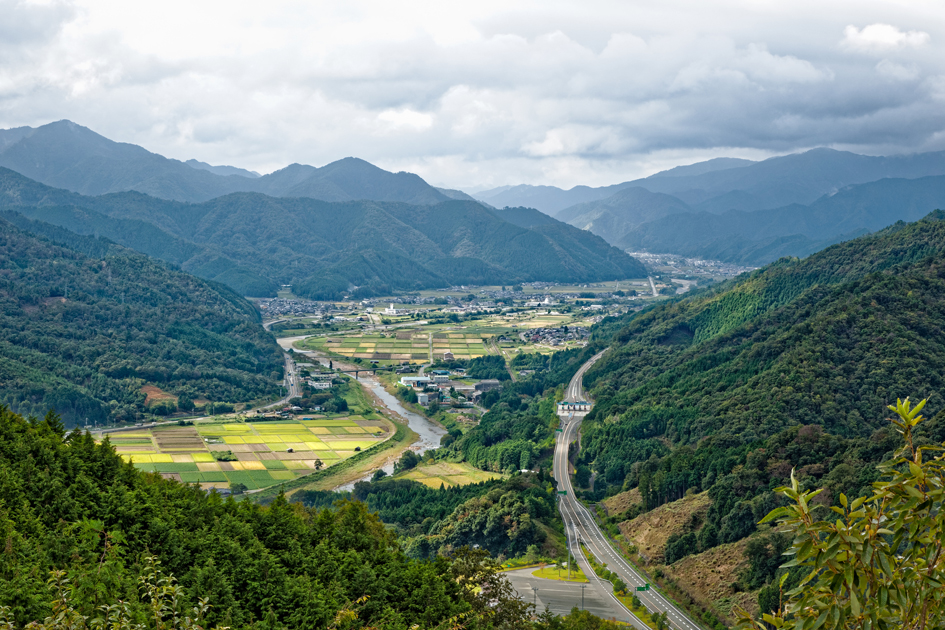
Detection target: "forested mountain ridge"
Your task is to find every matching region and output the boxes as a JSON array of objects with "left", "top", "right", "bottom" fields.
[
  {"left": 0, "top": 168, "right": 646, "bottom": 298},
  {"left": 0, "top": 120, "right": 453, "bottom": 205},
  {"left": 0, "top": 218, "right": 282, "bottom": 425},
  {"left": 558, "top": 211, "right": 945, "bottom": 566},
  {"left": 585, "top": 210, "right": 945, "bottom": 452}
]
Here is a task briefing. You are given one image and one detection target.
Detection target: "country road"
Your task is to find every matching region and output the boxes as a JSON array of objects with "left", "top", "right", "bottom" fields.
[{"left": 553, "top": 351, "right": 703, "bottom": 630}]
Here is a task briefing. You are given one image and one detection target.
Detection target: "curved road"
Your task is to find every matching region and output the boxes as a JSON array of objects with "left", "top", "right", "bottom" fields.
[{"left": 554, "top": 351, "right": 702, "bottom": 630}]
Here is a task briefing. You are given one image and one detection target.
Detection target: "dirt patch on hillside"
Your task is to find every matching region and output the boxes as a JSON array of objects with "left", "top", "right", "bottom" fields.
[
  {"left": 141, "top": 385, "right": 178, "bottom": 406},
  {"left": 602, "top": 488, "right": 641, "bottom": 516},
  {"left": 663, "top": 539, "right": 757, "bottom": 623},
  {"left": 617, "top": 491, "right": 710, "bottom": 563}
]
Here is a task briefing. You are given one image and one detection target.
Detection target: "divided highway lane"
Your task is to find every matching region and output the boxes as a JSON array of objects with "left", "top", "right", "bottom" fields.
[
  {"left": 554, "top": 352, "right": 703, "bottom": 630},
  {"left": 564, "top": 349, "right": 606, "bottom": 402}
]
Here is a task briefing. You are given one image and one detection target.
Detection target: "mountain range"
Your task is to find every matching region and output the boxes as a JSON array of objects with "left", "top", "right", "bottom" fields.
[
  {"left": 475, "top": 148, "right": 945, "bottom": 265},
  {"left": 0, "top": 120, "right": 454, "bottom": 205},
  {"left": 8, "top": 119, "right": 945, "bottom": 270},
  {"left": 0, "top": 168, "right": 645, "bottom": 298}
]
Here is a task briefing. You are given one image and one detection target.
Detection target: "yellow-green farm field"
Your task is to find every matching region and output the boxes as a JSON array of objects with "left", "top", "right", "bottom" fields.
[
  {"left": 103, "top": 417, "right": 392, "bottom": 491},
  {"left": 307, "top": 331, "right": 490, "bottom": 361},
  {"left": 396, "top": 462, "right": 504, "bottom": 488}
]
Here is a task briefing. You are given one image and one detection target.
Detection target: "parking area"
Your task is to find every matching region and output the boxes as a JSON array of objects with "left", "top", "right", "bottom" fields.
[{"left": 504, "top": 568, "right": 629, "bottom": 623}]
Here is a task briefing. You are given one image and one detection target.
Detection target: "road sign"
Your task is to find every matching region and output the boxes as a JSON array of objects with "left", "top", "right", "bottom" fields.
[
  {"left": 555, "top": 428, "right": 563, "bottom": 432},
  {"left": 635, "top": 584, "right": 650, "bottom": 592},
  {"left": 557, "top": 490, "right": 567, "bottom": 495}
]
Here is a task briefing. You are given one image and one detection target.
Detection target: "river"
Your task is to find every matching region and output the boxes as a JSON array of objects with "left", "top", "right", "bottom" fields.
[
  {"left": 274, "top": 334, "right": 447, "bottom": 491},
  {"left": 333, "top": 374, "right": 447, "bottom": 491}
]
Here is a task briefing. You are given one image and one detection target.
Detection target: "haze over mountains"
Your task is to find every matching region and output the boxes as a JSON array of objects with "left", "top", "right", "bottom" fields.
[
  {"left": 475, "top": 148, "right": 945, "bottom": 266},
  {"left": 0, "top": 169, "right": 645, "bottom": 299},
  {"left": 4, "top": 119, "right": 945, "bottom": 274},
  {"left": 0, "top": 120, "right": 454, "bottom": 205}
]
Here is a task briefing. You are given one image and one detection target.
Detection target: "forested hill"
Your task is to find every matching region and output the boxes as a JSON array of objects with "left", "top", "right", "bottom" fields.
[
  {"left": 586, "top": 211, "right": 945, "bottom": 449},
  {"left": 0, "top": 407, "right": 528, "bottom": 629},
  {"left": 0, "top": 218, "right": 282, "bottom": 426},
  {"left": 563, "top": 211, "right": 945, "bottom": 538},
  {"left": 0, "top": 168, "right": 646, "bottom": 298}
]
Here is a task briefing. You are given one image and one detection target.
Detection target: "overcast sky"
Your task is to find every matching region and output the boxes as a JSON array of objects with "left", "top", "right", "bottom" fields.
[{"left": 2, "top": 0, "right": 943, "bottom": 190}]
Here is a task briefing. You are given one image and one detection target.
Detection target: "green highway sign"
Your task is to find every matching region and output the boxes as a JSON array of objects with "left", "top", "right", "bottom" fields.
[
  {"left": 635, "top": 584, "right": 650, "bottom": 592},
  {"left": 557, "top": 491, "right": 567, "bottom": 495},
  {"left": 555, "top": 428, "right": 563, "bottom": 432}
]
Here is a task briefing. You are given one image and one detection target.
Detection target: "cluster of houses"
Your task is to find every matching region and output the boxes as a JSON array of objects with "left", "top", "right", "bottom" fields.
[
  {"left": 399, "top": 372, "right": 502, "bottom": 406},
  {"left": 522, "top": 326, "right": 590, "bottom": 347},
  {"left": 257, "top": 297, "right": 332, "bottom": 317},
  {"left": 297, "top": 364, "right": 338, "bottom": 390}
]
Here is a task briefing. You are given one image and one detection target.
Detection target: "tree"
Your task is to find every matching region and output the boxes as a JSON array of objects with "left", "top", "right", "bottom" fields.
[
  {"left": 230, "top": 482, "right": 248, "bottom": 494},
  {"left": 394, "top": 450, "right": 420, "bottom": 473},
  {"left": 697, "top": 522, "right": 719, "bottom": 551},
  {"left": 448, "top": 546, "right": 533, "bottom": 629},
  {"left": 735, "top": 398, "right": 945, "bottom": 630}
]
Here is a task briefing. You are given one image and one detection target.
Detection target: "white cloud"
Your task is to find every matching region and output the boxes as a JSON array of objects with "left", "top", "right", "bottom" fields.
[
  {"left": 841, "top": 24, "right": 930, "bottom": 54},
  {"left": 876, "top": 59, "right": 920, "bottom": 81},
  {"left": 0, "top": 1, "right": 944, "bottom": 188},
  {"left": 376, "top": 108, "right": 434, "bottom": 132}
]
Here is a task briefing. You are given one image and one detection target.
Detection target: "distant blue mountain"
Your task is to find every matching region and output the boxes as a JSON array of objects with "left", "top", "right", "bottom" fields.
[{"left": 0, "top": 120, "right": 452, "bottom": 205}]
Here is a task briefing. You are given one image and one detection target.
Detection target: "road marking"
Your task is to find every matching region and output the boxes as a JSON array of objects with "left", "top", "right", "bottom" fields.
[{"left": 553, "top": 351, "right": 703, "bottom": 630}]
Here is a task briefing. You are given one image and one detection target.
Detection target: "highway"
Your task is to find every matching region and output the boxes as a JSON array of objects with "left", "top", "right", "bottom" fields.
[{"left": 553, "top": 351, "right": 703, "bottom": 630}]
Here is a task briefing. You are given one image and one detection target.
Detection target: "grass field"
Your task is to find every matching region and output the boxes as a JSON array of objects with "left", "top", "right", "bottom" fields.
[
  {"left": 396, "top": 461, "right": 504, "bottom": 488},
  {"left": 105, "top": 416, "right": 392, "bottom": 491},
  {"left": 531, "top": 565, "right": 588, "bottom": 582}
]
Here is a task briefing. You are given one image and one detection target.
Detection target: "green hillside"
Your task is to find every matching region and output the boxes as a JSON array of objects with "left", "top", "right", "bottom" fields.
[
  {"left": 422, "top": 213, "right": 945, "bottom": 618},
  {"left": 0, "top": 168, "right": 646, "bottom": 298},
  {"left": 564, "top": 211, "right": 945, "bottom": 535},
  {"left": 0, "top": 407, "right": 538, "bottom": 629},
  {"left": 0, "top": 218, "right": 282, "bottom": 426}
]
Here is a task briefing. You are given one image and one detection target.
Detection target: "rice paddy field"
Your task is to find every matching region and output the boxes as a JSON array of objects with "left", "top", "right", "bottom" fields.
[
  {"left": 105, "top": 416, "right": 392, "bottom": 491},
  {"left": 310, "top": 331, "right": 489, "bottom": 362},
  {"left": 300, "top": 312, "right": 580, "bottom": 363},
  {"left": 396, "top": 462, "right": 504, "bottom": 488}
]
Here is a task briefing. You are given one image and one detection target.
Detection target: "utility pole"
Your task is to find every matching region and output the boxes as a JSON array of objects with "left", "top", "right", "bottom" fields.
[
  {"left": 581, "top": 584, "right": 587, "bottom": 610},
  {"left": 532, "top": 586, "right": 538, "bottom": 607}
]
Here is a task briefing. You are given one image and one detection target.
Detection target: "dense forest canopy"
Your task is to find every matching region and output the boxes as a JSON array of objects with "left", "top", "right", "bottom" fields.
[
  {"left": 0, "top": 405, "right": 623, "bottom": 629},
  {"left": 294, "top": 473, "right": 560, "bottom": 561},
  {"left": 0, "top": 218, "right": 282, "bottom": 425}
]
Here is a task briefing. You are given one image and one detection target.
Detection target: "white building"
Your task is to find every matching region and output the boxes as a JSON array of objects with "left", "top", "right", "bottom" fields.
[{"left": 400, "top": 376, "right": 431, "bottom": 387}]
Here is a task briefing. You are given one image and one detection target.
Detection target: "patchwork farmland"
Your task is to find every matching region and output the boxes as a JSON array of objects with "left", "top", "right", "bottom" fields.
[
  {"left": 105, "top": 416, "right": 392, "bottom": 491},
  {"left": 318, "top": 332, "right": 489, "bottom": 361}
]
